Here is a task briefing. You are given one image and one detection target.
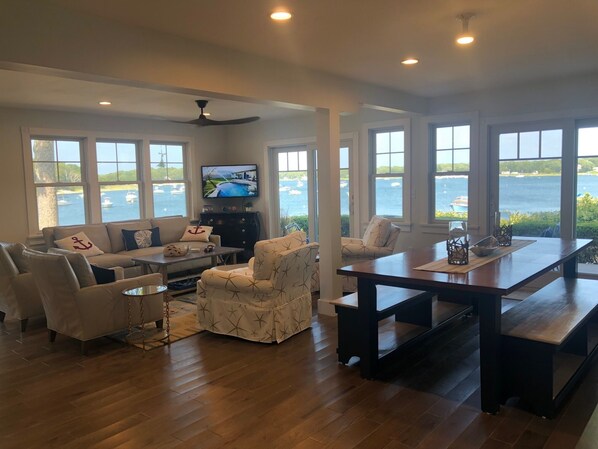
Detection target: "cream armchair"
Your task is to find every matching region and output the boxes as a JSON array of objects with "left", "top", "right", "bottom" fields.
[
  {"left": 0, "top": 242, "right": 45, "bottom": 332},
  {"left": 340, "top": 216, "right": 400, "bottom": 291},
  {"left": 23, "top": 249, "right": 164, "bottom": 354},
  {"left": 197, "top": 231, "right": 319, "bottom": 343}
]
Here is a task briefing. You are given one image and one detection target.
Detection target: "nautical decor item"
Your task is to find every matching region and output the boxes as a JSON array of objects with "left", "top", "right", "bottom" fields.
[
  {"left": 493, "top": 211, "right": 512, "bottom": 246},
  {"left": 447, "top": 221, "right": 469, "bottom": 265},
  {"left": 163, "top": 244, "right": 189, "bottom": 257}
]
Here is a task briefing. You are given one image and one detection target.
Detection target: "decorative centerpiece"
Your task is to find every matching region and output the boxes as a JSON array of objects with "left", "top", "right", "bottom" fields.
[
  {"left": 163, "top": 244, "right": 189, "bottom": 257},
  {"left": 493, "top": 211, "right": 512, "bottom": 247},
  {"left": 447, "top": 221, "right": 469, "bottom": 265},
  {"left": 470, "top": 236, "right": 499, "bottom": 257}
]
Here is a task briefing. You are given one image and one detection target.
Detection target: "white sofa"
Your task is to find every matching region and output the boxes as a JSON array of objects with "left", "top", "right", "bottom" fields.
[{"left": 42, "top": 216, "right": 221, "bottom": 278}]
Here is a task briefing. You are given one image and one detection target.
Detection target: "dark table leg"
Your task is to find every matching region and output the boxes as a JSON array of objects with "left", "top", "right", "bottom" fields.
[
  {"left": 357, "top": 279, "right": 378, "bottom": 379},
  {"left": 563, "top": 255, "right": 578, "bottom": 278},
  {"left": 477, "top": 293, "right": 502, "bottom": 414}
]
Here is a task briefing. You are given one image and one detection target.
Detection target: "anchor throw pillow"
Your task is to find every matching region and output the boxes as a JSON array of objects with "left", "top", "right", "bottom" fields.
[
  {"left": 54, "top": 232, "right": 104, "bottom": 257},
  {"left": 122, "top": 227, "right": 162, "bottom": 250},
  {"left": 180, "top": 225, "right": 213, "bottom": 242}
]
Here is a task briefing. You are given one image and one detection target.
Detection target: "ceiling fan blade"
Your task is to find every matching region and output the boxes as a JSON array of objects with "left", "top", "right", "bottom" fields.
[
  {"left": 171, "top": 118, "right": 205, "bottom": 125},
  {"left": 209, "top": 116, "right": 260, "bottom": 126}
]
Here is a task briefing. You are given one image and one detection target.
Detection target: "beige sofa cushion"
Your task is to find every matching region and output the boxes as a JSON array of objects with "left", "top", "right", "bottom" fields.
[
  {"left": 253, "top": 231, "right": 307, "bottom": 280},
  {"left": 151, "top": 216, "right": 189, "bottom": 244},
  {"left": 107, "top": 220, "right": 152, "bottom": 253},
  {"left": 51, "top": 224, "right": 112, "bottom": 253},
  {"left": 87, "top": 253, "right": 137, "bottom": 269}
]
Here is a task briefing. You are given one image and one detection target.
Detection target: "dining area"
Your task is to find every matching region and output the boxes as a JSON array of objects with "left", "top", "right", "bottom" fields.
[{"left": 336, "top": 218, "right": 597, "bottom": 417}]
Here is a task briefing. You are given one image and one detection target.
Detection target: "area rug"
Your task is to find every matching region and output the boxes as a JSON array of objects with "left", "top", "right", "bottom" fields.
[{"left": 113, "top": 294, "right": 203, "bottom": 350}]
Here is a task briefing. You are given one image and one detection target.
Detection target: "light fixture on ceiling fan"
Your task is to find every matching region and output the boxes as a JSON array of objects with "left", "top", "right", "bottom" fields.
[{"left": 456, "top": 13, "right": 475, "bottom": 45}]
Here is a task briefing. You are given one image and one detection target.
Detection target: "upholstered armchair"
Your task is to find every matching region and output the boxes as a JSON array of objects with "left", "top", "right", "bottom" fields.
[
  {"left": 0, "top": 242, "right": 45, "bottom": 332},
  {"left": 23, "top": 249, "right": 164, "bottom": 354},
  {"left": 197, "top": 231, "right": 319, "bottom": 343},
  {"left": 339, "top": 216, "right": 400, "bottom": 291}
]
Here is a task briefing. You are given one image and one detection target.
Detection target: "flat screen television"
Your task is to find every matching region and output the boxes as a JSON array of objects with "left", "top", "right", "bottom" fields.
[{"left": 201, "top": 164, "right": 259, "bottom": 199}]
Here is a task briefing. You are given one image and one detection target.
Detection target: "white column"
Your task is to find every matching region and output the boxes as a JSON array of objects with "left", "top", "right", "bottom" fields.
[{"left": 316, "top": 108, "right": 342, "bottom": 315}]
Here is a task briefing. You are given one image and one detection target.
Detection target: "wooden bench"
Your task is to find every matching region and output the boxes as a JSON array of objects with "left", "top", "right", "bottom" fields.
[
  {"left": 331, "top": 285, "right": 471, "bottom": 365},
  {"left": 500, "top": 277, "right": 598, "bottom": 418}
]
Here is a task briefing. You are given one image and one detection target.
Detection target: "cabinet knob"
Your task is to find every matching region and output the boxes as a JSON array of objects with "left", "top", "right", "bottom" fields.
[{"left": 240, "top": 218, "right": 246, "bottom": 224}]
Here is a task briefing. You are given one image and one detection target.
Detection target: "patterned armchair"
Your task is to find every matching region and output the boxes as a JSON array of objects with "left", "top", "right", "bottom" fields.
[
  {"left": 197, "top": 231, "right": 319, "bottom": 343},
  {"left": 339, "top": 216, "right": 400, "bottom": 291}
]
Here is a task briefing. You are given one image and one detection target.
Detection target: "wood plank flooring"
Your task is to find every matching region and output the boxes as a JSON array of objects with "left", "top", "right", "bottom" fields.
[{"left": 0, "top": 306, "right": 596, "bottom": 449}]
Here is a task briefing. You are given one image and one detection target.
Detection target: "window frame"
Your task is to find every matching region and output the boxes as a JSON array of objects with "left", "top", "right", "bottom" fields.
[
  {"left": 429, "top": 123, "right": 471, "bottom": 222},
  {"left": 21, "top": 127, "right": 193, "bottom": 236}
]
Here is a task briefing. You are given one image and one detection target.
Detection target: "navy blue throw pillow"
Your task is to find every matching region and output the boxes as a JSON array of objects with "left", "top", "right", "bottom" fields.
[
  {"left": 122, "top": 227, "right": 162, "bottom": 251},
  {"left": 90, "top": 264, "right": 116, "bottom": 284}
]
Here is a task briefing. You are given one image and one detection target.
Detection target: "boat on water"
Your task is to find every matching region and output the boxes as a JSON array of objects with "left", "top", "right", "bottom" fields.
[
  {"left": 125, "top": 191, "right": 138, "bottom": 203},
  {"left": 296, "top": 181, "right": 304, "bottom": 187},
  {"left": 153, "top": 186, "right": 165, "bottom": 194},
  {"left": 450, "top": 196, "right": 468, "bottom": 212},
  {"left": 279, "top": 185, "right": 291, "bottom": 192},
  {"left": 102, "top": 197, "right": 113, "bottom": 208},
  {"left": 391, "top": 182, "right": 401, "bottom": 187},
  {"left": 340, "top": 182, "right": 348, "bottom": 188},
  {"left": 171, "top": 185, "right": 185, "bottom": 195},
  {"left": 57, "top": 198, "right": 71, "bottom": 206},
  {"left": 289, "top": 189, "right": 301, "bottom": 195}
]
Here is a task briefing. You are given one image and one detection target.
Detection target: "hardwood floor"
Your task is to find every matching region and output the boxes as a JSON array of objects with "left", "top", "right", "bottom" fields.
[{"left": 1, "top": 308, "right": 596, "bottom": 449}]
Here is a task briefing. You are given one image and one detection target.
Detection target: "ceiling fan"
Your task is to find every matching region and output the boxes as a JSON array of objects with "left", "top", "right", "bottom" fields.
[{"left": 175, "top": 100, "right": 260, "bottom": 127}]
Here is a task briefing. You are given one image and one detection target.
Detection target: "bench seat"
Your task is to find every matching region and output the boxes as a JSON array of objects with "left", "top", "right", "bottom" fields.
[
  {"left": 331, "top": 285, "right": 471, "bottom": 365},
  {"left": 500, "top": 277, "right": 598, "bottom": 417}
]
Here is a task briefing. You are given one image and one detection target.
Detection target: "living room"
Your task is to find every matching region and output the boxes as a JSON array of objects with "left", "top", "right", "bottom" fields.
[{"left": 2, "top": 1, "right": 598, "bottom": 447}]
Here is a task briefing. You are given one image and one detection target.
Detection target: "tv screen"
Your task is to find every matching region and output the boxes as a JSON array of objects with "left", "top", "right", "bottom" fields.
[{"left": 201, "top": 164, "right": 259, "bottom": 199}]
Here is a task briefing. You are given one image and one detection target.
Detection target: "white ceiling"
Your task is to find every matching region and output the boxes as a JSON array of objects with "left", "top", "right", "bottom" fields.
[{"left": 3, "top": 0, "right": 598, "bottom": 121}]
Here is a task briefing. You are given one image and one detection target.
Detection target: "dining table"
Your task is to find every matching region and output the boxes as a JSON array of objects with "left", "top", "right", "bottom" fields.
[{"left": 337, "top": 236, "right": 593, "bottom": 414}]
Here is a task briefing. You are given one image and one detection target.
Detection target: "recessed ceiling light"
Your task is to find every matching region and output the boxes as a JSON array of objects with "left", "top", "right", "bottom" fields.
[
  {"left": 401, "top": 58, "right": 419, "bottom": 65},
  {"left": 270, "top": 10, "right": 292, "bottom": 21},
  {"left": 99, "top": 101, "right": 112, "bottom": 106}
]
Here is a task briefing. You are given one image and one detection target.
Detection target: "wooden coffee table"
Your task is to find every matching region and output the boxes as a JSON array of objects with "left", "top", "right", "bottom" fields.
[{"left": 132, "top": 246, "right": 244, "bottom": 288}]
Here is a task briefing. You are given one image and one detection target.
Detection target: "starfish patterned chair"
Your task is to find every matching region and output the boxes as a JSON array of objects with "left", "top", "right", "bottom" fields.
[
  {"left": 338, "top": 216, "right": 400, "bottom": 292},
  {"left": 197, "top": 231, "right": 319, "bottom": 343}
]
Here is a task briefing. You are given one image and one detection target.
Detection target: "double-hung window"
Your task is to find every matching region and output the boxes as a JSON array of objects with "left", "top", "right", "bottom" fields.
[
  {"left": 96, "top": 141, "right": 141, "bottom": 222},
  {"left": 372, "top": 128, "right": 404, "bottom": 217},
  {"left": 150, "top": 143, "right": 187, "bottom": 217},
  {"left": 31, "top": 138, "right": 86, "bottom": 229},
  {"left": 24, "top": 129, "right": 191, "bottom": 236},
  {"left": 431, "top": 125, "right": 470, "bottom": 220}
]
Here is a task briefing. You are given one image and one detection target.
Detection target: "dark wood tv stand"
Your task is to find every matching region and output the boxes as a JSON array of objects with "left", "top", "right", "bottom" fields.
[{"left": 199, "top": 211, "right": 260, "bottom": 262}]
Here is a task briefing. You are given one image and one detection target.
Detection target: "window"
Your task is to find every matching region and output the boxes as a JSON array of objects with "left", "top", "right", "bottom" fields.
[
  {"left": 372, "top": 129, "right": 404, "bottom": 217},
  {"left": 31, "top": 138, "right": 86, "bottom": 229},
  {"left": 23, "top": 129, "right": 191, "bottom": 235},
  {"left": 150, "top": 143, "right": 187, "bottom": 217},
  {"left": 96, "top": 141, "right": 140, "bottom": 222},
  {"left": 576, "top": 123, "right": 598, "bottom": 266},
  {"left": 431, "top": 125, "right": 470, "bottom": 220},
  {"left": 275, "top": 147, "right": 312, "bottom": 236},
  {"left": 496, "top": 128, "right": 563, "bottom": 237}
]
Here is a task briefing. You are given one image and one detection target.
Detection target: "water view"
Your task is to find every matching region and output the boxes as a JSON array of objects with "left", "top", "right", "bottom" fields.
[{"left": 277, "top": 175, "right": 598, "bottom": 217}]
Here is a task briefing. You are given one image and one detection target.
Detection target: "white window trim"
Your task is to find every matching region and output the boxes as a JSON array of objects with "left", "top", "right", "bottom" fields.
[
  {"left": 419, "top": 112, "right": 480, "bottom": 235},
  {"left": 362, "top": 117, "right": 412, "bottom": 235},
  {"left": 21, "top": 127, "right": 194, "bottom": 238}
]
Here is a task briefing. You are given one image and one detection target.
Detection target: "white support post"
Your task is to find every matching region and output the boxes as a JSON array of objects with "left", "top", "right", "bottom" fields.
[{"left": 316, "top": 108, "right": 342, "bottom": 315}]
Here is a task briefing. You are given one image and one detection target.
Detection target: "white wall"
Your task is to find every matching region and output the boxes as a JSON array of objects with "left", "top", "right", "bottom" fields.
[{"left": 0, "top": 106, "right": 226, "bottom": 243}]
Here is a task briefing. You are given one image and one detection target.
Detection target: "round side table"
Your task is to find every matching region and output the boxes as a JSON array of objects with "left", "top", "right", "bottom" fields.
[{"left": 122, "top": 284, "right": 169, "bottom": 349}]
